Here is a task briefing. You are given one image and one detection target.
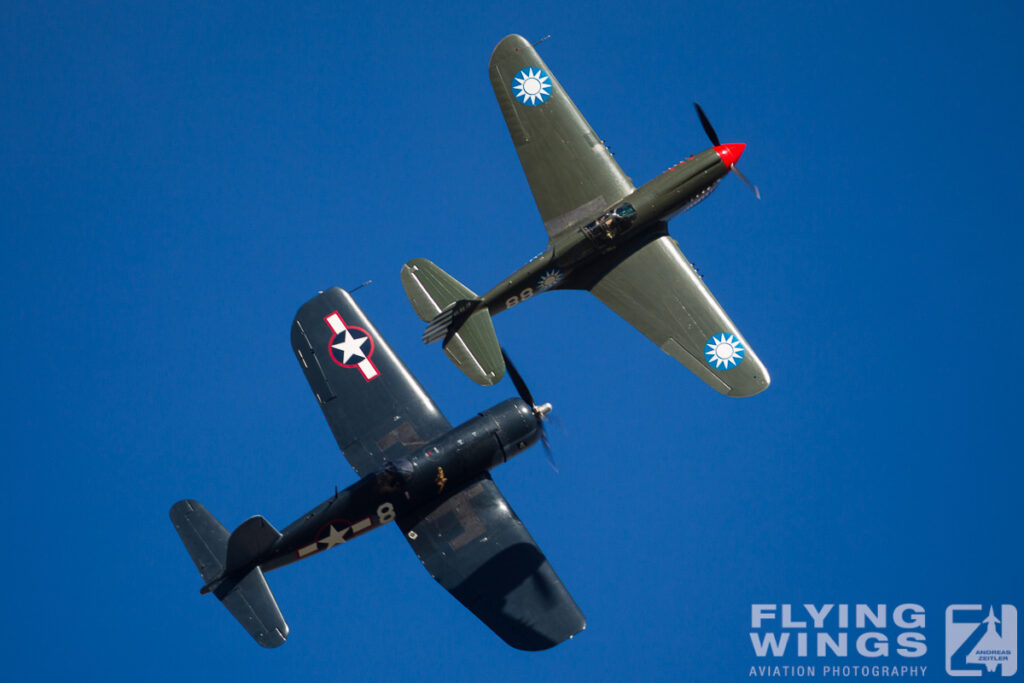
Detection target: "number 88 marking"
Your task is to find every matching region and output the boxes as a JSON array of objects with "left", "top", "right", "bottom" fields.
[{"left": 505, "top": 288, "right": 534, "bottom": 309}]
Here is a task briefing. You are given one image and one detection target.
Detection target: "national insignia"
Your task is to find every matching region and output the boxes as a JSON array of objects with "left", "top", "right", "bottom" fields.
[
  {"left": 512, "top": 67, "right": 552, "bottom": 106},
  {"left": 704, "top": 333, "right": 745, "bottom": 370}
]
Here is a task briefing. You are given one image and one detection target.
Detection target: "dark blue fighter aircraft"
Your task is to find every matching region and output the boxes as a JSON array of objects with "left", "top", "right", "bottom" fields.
[{"left": 170, "top": 287, "right": 584, "bottom": 650}]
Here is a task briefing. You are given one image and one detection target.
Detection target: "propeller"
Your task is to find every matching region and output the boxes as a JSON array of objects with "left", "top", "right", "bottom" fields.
[
  {"left": 694, "top": 101, "right": 721, "bottom": 147},
  {"left": 693, "top": 102, "right": 761, "bottom": 200},
  {"left": 501, "top": 348, "right": 558, "bottom": 472}
]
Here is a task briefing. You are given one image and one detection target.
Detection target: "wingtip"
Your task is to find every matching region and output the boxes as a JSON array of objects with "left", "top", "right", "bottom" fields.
[
  {"left": 257, "top": 623, "right": 289, "bottom": 648},
  {"left": 453, "top": 355, "right": 506, "bottom": 386},
  {"left": 725, "top": 369, "right": 771, "bottom": 398},
  {"left": 490, "top": 34, "right": 533, "bottom": 65},
  {"left": 477, "top": 365, "right": 506, "bottom": 386}
]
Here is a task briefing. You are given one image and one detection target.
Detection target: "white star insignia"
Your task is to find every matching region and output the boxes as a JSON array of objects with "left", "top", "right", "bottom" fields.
[
  {"left": 332, "top": 330, "right": 368, "bottom": 363},
  {"left": 318, "top": 524, "right": 349, "bottom": 550}
]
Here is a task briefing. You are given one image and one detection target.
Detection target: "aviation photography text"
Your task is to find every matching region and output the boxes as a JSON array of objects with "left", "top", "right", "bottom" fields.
[{"left": 749, "top": 603, "right": 928, "bottom": 679}]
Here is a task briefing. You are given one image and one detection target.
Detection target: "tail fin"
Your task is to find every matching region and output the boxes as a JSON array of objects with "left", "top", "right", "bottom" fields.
[
  {"left": 401, "top": 259, "right": 506, "bottom": 386},
  {"left": 170, "top": 500, "right": 289, "bottom": 648},
  {"left": 225, "top": 515, "right": 282, "bottom": 575}
]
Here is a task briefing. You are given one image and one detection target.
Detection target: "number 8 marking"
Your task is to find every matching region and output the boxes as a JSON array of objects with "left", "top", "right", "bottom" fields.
[{"left": 377, "top": 502, "right": 396, "bottom": 524}]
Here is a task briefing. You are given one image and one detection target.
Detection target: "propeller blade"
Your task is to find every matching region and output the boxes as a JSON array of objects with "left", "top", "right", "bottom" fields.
[
  {"left": 547, "top": 412, "right": 566, "bottom": 438},
  {"left": 500, "top": 348, "right": 536, "bottom": 407},
  {"left": 694, "top": 102, "right": 720, "bottom": 147},
  {"left": 695, "top": 103, "right": 760, "bottom": 200},
  {"left": 541, "top": 431, "right": 558, "bottom": 473},
  {"left": 501, "top": 347, "right": 558, "bottom": 472},
  {"left": 731, "top": 164, "right": 761, "bottom": 200}
]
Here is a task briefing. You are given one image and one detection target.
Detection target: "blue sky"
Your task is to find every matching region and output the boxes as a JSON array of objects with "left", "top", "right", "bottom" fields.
[{"left": 3, "top": 1, "right": 1022, "bottom": 681}]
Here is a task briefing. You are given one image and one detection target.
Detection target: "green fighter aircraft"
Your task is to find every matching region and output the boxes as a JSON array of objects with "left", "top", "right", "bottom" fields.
[{"left": 402, "top": 34, "right": 769, "bottom": 397}]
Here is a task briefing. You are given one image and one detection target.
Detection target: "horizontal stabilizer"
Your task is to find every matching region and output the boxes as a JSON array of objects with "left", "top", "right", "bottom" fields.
[
  {"left": 170, "top": 499, "right": 228, "bottom": 584},
  {"left": 401, "top": 258, "right": 478, "bottom": 322},
  {"left": 214, "top": 567, "right": 289, "bottom": 648},
  {"left": 442, "top": 308, "right": 505, "bottom": 386},
  {"left": 170, "top": 500, "right": 289, "bottom": 648},
  {"left": 401, "top": 259, "right": 506, "bottom": 386}
]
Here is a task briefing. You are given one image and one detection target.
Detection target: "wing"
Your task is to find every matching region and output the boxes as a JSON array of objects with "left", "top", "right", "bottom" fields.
[
  {"left": 398, "top": 474, "right": 585, "bottom": 650},
  {"left": 589, "top": 235, "right": 770, "bottom": 397},
  {"left": 489, "top": 34, "right": 634, "bottom": 238},
  {"left": 291, "top": 287, "right": 452, "bottom": 476}
]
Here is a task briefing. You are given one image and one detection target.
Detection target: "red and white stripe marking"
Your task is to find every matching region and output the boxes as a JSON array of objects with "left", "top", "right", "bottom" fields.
[{"left": 324, "top": 311, "right": 379, "bottom": 381}]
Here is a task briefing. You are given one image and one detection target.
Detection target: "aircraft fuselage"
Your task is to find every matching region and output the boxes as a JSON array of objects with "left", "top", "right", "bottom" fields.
[
  {"left": 219, "top": 398, "right": 540, "bottom": 580},
  {"left": 481, "top": 147, "right": 731, "bottom": 315}
]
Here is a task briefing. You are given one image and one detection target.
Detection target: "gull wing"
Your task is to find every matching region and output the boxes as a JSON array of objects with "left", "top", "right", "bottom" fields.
[
  {"left": 589, "top": 235, "right": 770, "bottom": 397},
  {"left": 291, "top": 287, "right": 452, "bottom": 476},
  {"left": 489, "top": 34, "right": 634, "bottom": 238},
  {"left": 398, "top": 474, "right": 585, "bottom": 650}
]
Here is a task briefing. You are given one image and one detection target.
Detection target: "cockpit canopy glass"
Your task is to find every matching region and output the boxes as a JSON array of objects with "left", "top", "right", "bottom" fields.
[
  {"left": 384, "top": 459, "right": 414, "bottom": 480},
  {"left": 582, "top": 203, "right": 637, "bottom": 244},
  {"left": 376, "top": 458, "right": 414, "bottom": 493},
  {"left": 614, "top": 203, "right": 636, "bottom": 219}
]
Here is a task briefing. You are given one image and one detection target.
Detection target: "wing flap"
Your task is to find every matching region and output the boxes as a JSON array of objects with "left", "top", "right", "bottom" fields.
[
  {"left": 398, "top": 475, "right": 585, "bottom": 650},
  {"left": 489, "top": 34, "right": 634, "bottom": 238},
  {"left": 589, "top": 235, "right": 770, "bottom": 397},
  {"left": 292, "top": 288, "right": 452, "bottom": 476}
]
